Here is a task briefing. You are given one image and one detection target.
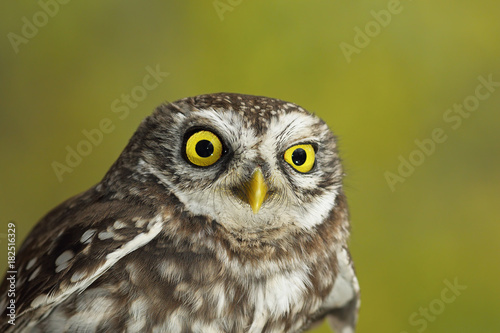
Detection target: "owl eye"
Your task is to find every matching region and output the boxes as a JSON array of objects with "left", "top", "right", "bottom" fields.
[
  {"left": 185, "top": 130, "right": 223, "bottom": 167},
  {"left": 284, "top": 144, "right": 316, "bottom": 173}
]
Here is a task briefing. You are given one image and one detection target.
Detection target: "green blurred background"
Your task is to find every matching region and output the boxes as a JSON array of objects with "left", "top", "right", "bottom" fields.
[{"left": 1, "top": 1, "right": 499, "bottom": 332}]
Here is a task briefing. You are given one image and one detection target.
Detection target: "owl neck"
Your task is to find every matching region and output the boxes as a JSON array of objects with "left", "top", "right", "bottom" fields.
[{"left": 154, "top": 191, "right": 350, "bottom": 270}]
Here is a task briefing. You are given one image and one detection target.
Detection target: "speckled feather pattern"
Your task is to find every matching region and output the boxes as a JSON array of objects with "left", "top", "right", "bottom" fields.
[{"left": 0, "top": 93, "right": 359, "bottom": 332}]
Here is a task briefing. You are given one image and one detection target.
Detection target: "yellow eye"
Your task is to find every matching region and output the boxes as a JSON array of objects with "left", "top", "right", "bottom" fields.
[
  {"left": 284, "top": 144, "right": 315, "bottom": 173},
  {"left": 185, "top": 130, "right": 223, "bottom": 167}
]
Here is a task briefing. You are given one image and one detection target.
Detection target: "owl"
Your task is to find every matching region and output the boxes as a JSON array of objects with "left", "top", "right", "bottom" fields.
[{"left": 0, "top": 93, "right": 359, "bottom": 333}]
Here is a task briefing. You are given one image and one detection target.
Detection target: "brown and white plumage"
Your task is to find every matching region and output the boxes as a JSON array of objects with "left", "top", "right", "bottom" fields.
[{"left": 0, "top": 93, "right": 359, "bottom": 332}]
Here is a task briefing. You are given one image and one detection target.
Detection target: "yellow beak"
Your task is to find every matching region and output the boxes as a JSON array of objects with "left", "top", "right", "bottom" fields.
[{"left": 244, "top": 168, "right": 268, "bottom": 214}]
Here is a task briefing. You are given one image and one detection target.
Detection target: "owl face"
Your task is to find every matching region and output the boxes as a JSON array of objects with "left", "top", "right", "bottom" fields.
[{"left": 133, "top": 94, "right": 343, "bottom": 235}]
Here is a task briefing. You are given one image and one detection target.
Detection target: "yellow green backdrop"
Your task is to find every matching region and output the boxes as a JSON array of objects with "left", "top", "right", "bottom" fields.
[{"left": 1, "top": 1, "right": 499, "bottom": 332}]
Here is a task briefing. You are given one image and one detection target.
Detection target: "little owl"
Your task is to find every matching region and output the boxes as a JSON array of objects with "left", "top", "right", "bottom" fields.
[{"left": 0, "top": 93, "right": 360, "bottom": 333}]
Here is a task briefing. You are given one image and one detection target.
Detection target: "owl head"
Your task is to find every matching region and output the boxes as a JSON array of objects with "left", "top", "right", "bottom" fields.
[{"left": 105, "top": 93, "right": 343, "bottom": 237}]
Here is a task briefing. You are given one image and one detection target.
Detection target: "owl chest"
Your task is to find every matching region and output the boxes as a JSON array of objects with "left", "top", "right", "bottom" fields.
[
  {"left": 241, "top": 273, "right": 320, "bottom": 333},
  {"left": 115, "top": 238, "right": 329, "bottom": 332},
  {"left": 154, "top": 259, "right": 322, "bottom": 333},
  {"left": 119, "top": 248, "right": 321, "bottom": 333}
]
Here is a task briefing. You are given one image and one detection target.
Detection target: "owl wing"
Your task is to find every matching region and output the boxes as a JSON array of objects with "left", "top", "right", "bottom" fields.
[
  {"left": 0, "top": 188, "right": 166, "bottom": 331},
  {"left": 322, "top": 246, "right": 360, "bottom": 333}
]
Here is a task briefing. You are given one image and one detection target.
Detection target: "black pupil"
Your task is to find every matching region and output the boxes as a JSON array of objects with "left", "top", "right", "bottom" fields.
[
  {"left": 195, "top": 140, "right": 214, "bottom": 158},
  {"left": 292, "top": 148, "right": 307, "bottom": 166}
]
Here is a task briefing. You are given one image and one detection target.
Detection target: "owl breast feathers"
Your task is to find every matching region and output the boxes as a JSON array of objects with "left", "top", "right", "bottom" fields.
[{"left": 0, "top": 93, "right": 359, "bottom": 333}]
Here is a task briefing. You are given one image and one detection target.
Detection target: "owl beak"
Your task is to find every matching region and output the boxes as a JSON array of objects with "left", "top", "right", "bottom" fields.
[{"left": 244, "top": 168, "right": 268, "bottom": 214}]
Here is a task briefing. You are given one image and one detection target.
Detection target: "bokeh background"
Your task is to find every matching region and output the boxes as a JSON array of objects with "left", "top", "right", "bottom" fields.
[{"left": 1, "top": 1, "right": 499, "bottom": 332}]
